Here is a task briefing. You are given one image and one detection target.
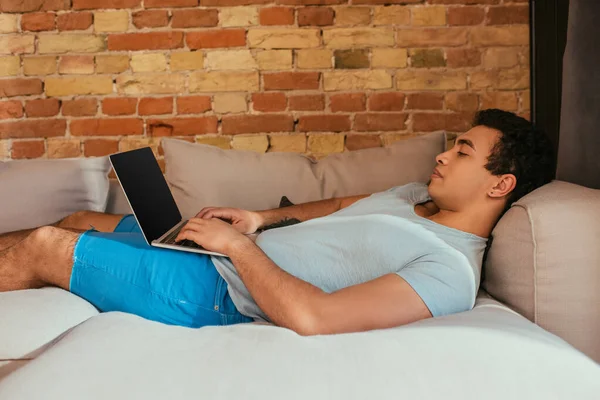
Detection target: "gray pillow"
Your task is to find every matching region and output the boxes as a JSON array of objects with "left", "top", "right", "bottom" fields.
[
  {"left": 482, "top": 180, "right": 600, "bottom": 363},
  {"left": 0, "top": 157, "right": 111, "bottom": 234},
  {"left": 162, "top": 132, "right": 445, "bottom": 219}
]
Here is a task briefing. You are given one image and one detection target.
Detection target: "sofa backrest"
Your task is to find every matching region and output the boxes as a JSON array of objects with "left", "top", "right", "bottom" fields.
[{"left": 483, "top": 180, "right": 600, "bottom": 362}]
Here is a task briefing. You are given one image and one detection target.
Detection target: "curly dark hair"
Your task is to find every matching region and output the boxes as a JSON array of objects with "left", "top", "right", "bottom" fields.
[{"left": 474, "top": 109, "right": 556, "bottom": 213}]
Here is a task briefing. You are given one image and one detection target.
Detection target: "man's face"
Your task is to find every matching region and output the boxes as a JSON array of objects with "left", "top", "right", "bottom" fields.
[{"left": 427, "top": 125, "right": 502, "bottom": 211}]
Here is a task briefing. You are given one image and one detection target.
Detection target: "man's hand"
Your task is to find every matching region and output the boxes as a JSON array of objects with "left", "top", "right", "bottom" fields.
[
  {"left": 195, "top": 207, "right": 263, "bottom": 235},
  {"left": 175, "top": 217, "right": 252, "bottom": 256}
]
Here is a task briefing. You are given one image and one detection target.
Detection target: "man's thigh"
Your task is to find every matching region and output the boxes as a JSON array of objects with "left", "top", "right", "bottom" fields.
[
  {"left": 70, "top": 229, "right": 224, "bottom": 327},
  {"left": 58, "top": 211, "right": 125, "bottom": 233}
]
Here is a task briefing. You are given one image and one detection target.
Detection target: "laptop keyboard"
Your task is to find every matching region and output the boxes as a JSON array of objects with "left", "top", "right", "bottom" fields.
[{"left": 162, "top": 223, "right": 203, "bottom": 249}]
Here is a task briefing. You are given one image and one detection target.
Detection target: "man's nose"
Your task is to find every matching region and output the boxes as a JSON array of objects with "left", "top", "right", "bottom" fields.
[{"left": 435, "top": 153, "right": 448, "bottom": 165}]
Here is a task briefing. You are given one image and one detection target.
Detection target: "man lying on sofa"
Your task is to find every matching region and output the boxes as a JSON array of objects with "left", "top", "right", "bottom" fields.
[{"left": 0, "top": 109, "right": 555, "bottom": 336}]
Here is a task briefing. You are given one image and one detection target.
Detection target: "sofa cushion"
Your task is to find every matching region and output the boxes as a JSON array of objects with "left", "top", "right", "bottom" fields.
[
  {"left": 161, "top": 132, "right": 445, "bottom": 219},
  {"left": 1, "top": 292, "right": 598, "bottom": 399},
  {"left": 483, "top": 180, "right": 600, "bottom": 363},
  {"left": 0, "top": 288, "right": 98, "bottom": 361},
  {"left": 0, "top": 157, "right": 111, "bottom": 234}
]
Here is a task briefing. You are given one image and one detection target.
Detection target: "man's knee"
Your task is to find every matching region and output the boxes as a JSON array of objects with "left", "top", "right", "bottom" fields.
[{"left": 30, "top": 225, "right": 63, "bottom": 243}]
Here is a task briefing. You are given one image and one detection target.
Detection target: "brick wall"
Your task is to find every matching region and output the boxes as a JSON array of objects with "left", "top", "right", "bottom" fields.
[{"left": 0, "top": 0, "right": 530, "bottom": 167}]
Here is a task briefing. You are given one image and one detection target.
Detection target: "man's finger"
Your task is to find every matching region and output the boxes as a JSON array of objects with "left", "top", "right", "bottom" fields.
[
  {"left": 176, "top": 221, "right": 204, "bottom": 241},
  {"left": 197, "top": 207, "right": 216, "bottom": 218}
]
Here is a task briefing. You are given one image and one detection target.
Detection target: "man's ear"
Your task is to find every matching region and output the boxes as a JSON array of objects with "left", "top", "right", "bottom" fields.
[{"left": 490, "top": 174, "right": 517, "bottom": 198}]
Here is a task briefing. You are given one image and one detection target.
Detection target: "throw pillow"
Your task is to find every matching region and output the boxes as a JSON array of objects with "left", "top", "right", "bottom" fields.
[
  {"left": 0, "top": 157, "right": 111, "bottom": 235},
  {"left": 161, "top": 132, "right": 445, "bottom": 219}
]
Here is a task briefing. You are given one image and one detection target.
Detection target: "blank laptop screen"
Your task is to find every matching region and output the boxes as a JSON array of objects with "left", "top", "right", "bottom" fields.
[{"left": 110, "top": 147, "right": 181, "bottom": 242}]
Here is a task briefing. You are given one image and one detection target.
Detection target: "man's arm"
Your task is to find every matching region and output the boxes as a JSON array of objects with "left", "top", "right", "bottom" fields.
[
  {"left": 255, "top": 194, "right": 370, "bottom": 229},
  {"left": 228, "top": 239, "right": 432, "bottom": 336}
]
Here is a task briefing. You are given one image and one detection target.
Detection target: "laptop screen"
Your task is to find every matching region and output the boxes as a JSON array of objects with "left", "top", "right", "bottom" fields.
[{"left": 109, "top": 147, "right": 182, "bottom": 243}]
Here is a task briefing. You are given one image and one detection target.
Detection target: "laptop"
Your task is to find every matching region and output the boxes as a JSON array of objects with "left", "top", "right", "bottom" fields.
[{"left": 109, "top": 147, "right": 256, "bottom": 258}]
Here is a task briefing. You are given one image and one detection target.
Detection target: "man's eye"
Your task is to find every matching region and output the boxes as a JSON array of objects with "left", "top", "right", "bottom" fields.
[{"left": 457, "top": 152, "right": 467, "bottom": 157}]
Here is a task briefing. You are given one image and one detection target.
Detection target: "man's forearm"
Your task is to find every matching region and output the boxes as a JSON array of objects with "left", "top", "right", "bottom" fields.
[
  {"left": 228, "top": 238, "right": 327, "bottom": 335},
  {"left": 256, "top": 198, "right": 341, "bottom": 228}
]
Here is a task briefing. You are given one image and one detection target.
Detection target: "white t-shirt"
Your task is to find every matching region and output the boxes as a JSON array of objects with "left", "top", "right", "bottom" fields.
[{"left": 211, "top": 182, "right": 488, "bottom": 323}]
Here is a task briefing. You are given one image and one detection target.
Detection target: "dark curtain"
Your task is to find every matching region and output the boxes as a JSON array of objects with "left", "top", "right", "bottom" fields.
[{"left": 556, "top": 0, "right": 600, "bottom": 189}]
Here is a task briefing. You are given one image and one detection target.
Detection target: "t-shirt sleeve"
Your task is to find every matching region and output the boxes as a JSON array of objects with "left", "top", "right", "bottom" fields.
[{"left": 395, "top": 251, "right": 477, "bottom": 318}]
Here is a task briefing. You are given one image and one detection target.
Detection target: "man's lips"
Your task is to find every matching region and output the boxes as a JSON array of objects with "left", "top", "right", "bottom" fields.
[{"left": 431, "top": 168, "right": 443, "bottom": 178}]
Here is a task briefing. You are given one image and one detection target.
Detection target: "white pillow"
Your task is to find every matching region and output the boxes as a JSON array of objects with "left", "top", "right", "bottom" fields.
[{"left": 0, "top": 157, "right": 111, "bottom": 234}]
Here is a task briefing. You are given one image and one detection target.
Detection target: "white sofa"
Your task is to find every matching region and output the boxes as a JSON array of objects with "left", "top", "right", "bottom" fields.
[{"left": 1, "top": 136, "right": 599, "bottom": 398}]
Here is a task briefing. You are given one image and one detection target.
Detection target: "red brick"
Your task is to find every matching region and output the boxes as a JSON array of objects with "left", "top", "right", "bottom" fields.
[
  {"left": 330, "top": 93, "right": 365, "bottom": 112},
  {"left": 222, "top": 115, "right": 293, "bottom": 134},
  {"left": 427, "top": 0, "right": 499, "bottom": 4},
  {"left": 57, "top": 12, "right": 93, "bottom": 31},
  {"left": 21, "top": 12, "right": 56, "bottom": 31},
  {"left": 102, "top": 98, "right": 137, "bottom": 116},
  {"left": 70, "top": 118, "right": 143, "bottom": 136},
  {"left": 108, "top": 32, "right": 184, "bottom": 51},
  {"left": 177, "top": 96, "right": 211, "bottom": 114},
  {"left": 412, "top": 112, "right": 472, "bottom": 132},
  {"left": 132, "top": 10, "right": 169, "bottom": 28},
  {"left": 147, "top": 117, "right": 218, "bottom": 136},
  {"left": 446, "top": 48, "right": 481, "bottom": 68},
  {"left": 11, "top": 140, "right": 45, "bottom": 159},
  {"left": 350, "top": 0, "right": 419, "bottom": 4},
  {"left": 25, "top": 98, "right": 60, "bottom": 117},
  {"left": 172, "top": 9, "right": 218, "bottom": 28},
  {"left": 145, "top": 0, "right": 198, "bottom": 7},
  {"left": 139, "top": 97, "right": 173, "bottom": 115},
  {"left": 0, "top": 0, "right": 68, "bottom": 12},
  {"left": 277, "top": 0, "right": 344, "bottom": 4},
  {"left": 345, "top": 134, "right": 381, "bottom": 151},
  {"left": 84, "top": 139, "right": 119, "bottom": 156},
  {"left": 406, "top": 93, "right": 444, "bottom": 110},
  {"left": 259, "top": 7, "right": 294, "bottom": 25},
  {"left": 264, "top": 72, "right": 320, "bottom": 90},
  {"left": 0, "top": 119, "right": 66, "bottom": 139},
  {"left": 446, "top": 93, "right": 479, "bottom": 112},
  {"left": 486, "top": 5, "right": 529, "bottom": 25},
  {"left": 298, "top": 7, "right": 334, "bottom": 26},
  {"left": 354, "top": 113, "right": 407, "bottom": 131},
  {"left": 0, "top": 79, "right": 43, "bottom": 98},
  {"left": 289, "top": 94, "right": 324, "bottom": 111},
  {"left": 252, "top": 93, "right": 287, "bottom": 112},
  {"left": 448, "top": 6, "right": 485, "bottom": 26},
  {"left": 62, "top": 98, "right": 97, "bottom": 116},
  {"left": 186, "top": 30, "right": 246, "bottom": 49},
  {"left": 72, "top": 0, "right": 140, "bottom": 10},
  {"left": 368, "top": 93, "right": 405, "bottom": 111},
  {"left": 202, "top": 0, "right": 271, "bottom": 5},
  {"left": 298, "top": 115, "right": 350, "bottom": 132},
  {"left": 0, "top": 101, "right": 23, "bottom": 119}
]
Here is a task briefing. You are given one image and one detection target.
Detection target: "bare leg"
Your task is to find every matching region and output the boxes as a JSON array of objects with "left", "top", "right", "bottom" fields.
[
  {"left": 0, "top": 226, "right": 82, "bottom": 292},
  {"left": 0, "top": 211, "right": 125, "bottom": 252}
]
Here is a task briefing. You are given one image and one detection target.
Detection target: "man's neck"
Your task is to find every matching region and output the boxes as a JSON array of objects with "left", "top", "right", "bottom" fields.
[{"left": 417, "top": 201, "right": 496, "bottom": 239}]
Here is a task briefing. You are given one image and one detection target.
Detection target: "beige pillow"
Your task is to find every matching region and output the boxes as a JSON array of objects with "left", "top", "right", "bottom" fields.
[
  {"left": 483, "top": 180, "right": 600, "bottom": 363},
  {"left": 161, "top": 132, "right": 445, "bottom": 218},
  {"left": 0, "top": 157, "right": 111, "bottom": 234}
]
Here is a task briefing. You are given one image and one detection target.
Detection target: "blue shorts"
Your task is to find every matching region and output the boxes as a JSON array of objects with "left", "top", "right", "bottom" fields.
[{"left": 69, "top": 214, "right": 254, "bottom": 328}]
